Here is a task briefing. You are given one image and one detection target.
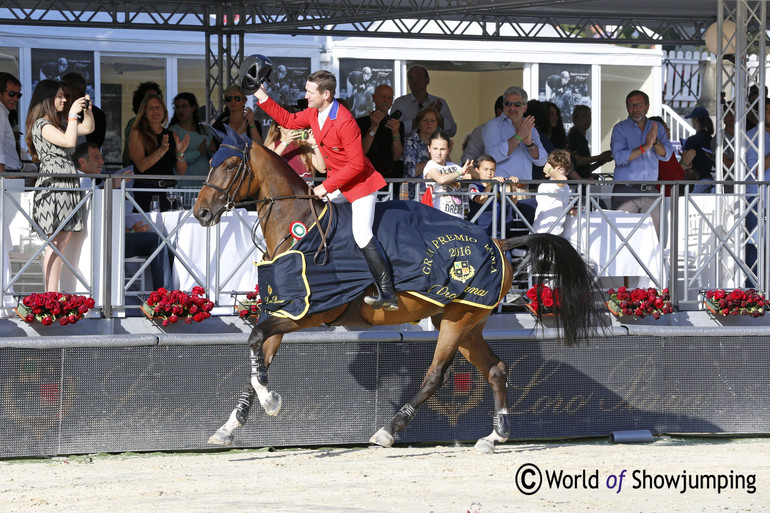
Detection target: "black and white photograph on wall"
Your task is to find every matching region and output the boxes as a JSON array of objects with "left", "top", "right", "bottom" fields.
[
  {"left": 31, "top": 49, "right": 94, "bottom": 93},
  {"left": 538, "top": 64, "right": 591, "bottom": 125},
  {"left": 264, "top": 57, "right": 311, "bottom": 108},
  {"left": 256, "top": 57, "right": 311, "bottom": 131},
  {"left": 339, "top": 59, "right": 394, "bottom": 119},
  {"left": 99, "top": 83, "right": 123, "bottom": 164}
]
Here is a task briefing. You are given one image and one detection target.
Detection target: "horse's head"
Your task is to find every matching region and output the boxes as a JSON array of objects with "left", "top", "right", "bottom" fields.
[{"left": 194, "top": 125, "right": 256, "bottom": 226}]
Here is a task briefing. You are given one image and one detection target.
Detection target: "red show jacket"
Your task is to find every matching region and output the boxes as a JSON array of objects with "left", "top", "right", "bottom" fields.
[{"left": 258, "top": 97, "right": 386, "bottom": 202}]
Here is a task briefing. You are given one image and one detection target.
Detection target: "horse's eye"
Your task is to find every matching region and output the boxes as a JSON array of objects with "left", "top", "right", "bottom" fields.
[{"left": 226, "top": 162, "right": 235, "bottom": 171}]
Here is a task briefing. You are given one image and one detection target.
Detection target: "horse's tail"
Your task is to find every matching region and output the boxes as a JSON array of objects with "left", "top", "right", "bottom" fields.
[{"left": 503, "top": 233, "right": 606, "bottom": 346}]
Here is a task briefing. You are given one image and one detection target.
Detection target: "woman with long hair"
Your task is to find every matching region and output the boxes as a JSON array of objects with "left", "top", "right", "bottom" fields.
[
  {"left": 263, "top": 113, "right": 325, "bottom": 179},
  {"left": 212, "top": 84, "right": 263, "bottom": 145},
  {"left": 128, "top": 94, "right": 190, "bottom": 211},
  {"left": 168, "top": 92, "right": 214, "bottom": 188},
  {"left": 544, "top": 101, "right": 568, "bottom": 150},
  {"left": 25, "top": 78, "right": 93, "bottom": 291}
]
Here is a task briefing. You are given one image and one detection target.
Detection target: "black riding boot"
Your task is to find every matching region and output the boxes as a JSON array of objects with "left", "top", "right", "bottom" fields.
[{"left": 361, "top": 238, "right": 399, "bottom": 311}]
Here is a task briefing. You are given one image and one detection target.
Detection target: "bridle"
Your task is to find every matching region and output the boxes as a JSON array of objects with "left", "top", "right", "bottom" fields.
[
  {"left": 201, "top": 142, "right": 253, "bottom": 217},
  {"left": 201, "top": 141, "right": 334, "bottom": 264}
]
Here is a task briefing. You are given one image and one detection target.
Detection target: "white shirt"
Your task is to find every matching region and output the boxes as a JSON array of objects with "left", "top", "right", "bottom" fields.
[
  {"left": 532, "top": 182, "right": 572, "bottom": 236},
  {"left": 392, "top": 92, "right": 457, "bottom": 137},
  {"left": 423, "top": 160, "right": 464, "bottom": 218},
  {"left": 0, "top": 102, "right": 22, "bottom": 171},
  {"left": 317, "top": 103, "right": 332, "bottom": 129}
]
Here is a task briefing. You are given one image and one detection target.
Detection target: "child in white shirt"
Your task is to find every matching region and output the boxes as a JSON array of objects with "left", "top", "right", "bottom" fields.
[
  {"left": 532, "top": 149, "right": 575, "bottom": 236},
  {"left": 422, "top": 130, "right": 472, "bottom": 218}
]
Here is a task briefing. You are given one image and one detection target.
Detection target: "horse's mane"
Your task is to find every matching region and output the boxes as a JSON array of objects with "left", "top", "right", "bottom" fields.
[{"left": 251, "top": 143, "right": 313, "bottom": 197}]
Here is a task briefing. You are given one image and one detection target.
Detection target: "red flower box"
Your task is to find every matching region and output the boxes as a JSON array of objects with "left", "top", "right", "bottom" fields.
[
  {"left": 606, "top": 287, "right": 672, "bottom": 319},
  {"left": 525, "top": 284, "right": 559, "bottom": 316},
  {"left": 141, "top": 286, "right": 214, "bottom": 326},
  {"left": 234, "top": 285, "right": 261, "bottom": 319},
  {"left": 16, "top": 292, "right": 96, "bottom": 326},
  {"left": 703, "top": 289, "right": 768, "bottom": 317}
]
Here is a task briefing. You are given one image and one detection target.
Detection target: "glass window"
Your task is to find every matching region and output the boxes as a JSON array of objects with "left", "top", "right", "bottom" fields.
[
  {"left": 176, "top": 58, "right": 208, "bottom": 123},
  {"left": 0, "top": 47, "right": 20, "bottom": 78},
  {"left": 99, "top": 55, "right": 166, "bottom": 165}
]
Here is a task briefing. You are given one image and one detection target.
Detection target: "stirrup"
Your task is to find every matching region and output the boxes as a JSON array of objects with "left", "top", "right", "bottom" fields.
[{"left": 364, "top": 293, "right": 399, "bottom": 311}]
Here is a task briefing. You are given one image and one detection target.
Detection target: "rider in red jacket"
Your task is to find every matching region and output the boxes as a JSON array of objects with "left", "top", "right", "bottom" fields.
[{"left": 254, "top": 70, "right": 398, "bottom": 311}]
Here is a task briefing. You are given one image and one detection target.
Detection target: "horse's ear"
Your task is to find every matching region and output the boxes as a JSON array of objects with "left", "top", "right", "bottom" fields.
[
  {"left": 223, "top": 123, "right": 239, "bottom": 140},
  {"left": 208, "top": 124, "right": 226, "bottom": 142}
]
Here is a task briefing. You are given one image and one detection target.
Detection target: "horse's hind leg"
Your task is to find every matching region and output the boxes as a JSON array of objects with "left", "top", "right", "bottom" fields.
[
  {"left": 370, "top": 306, "right": 485, "bottom": 448},
  {"left": 457, "top": 325, "right": 510, "bottom": 454}
]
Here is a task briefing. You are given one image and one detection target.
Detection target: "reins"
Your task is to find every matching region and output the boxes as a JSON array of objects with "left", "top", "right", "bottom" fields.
[{"left": 203, "top": 143, "right": 334, "bottom": 263}]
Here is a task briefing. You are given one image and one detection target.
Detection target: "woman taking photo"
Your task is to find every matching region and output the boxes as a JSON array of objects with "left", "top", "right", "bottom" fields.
[
  {"left": 212, "top": 84, "right": 263, "bottom": 145},
  {"left": 168, "top": 92, "right": 214, "bottom": 188},
  {"left": 263, "top": 116, "right": 325, "bottom": 179},
  {"left": 25, "top": 79, "right": 93, "bottom": 291},
  {"left": 128, "top": 94, "right": 190, "bottom": 212}
]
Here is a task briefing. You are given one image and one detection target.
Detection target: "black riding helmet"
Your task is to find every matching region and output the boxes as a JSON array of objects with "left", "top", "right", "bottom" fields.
[{"left": 239, "top": 54, "right": 273, "bottom": 95}]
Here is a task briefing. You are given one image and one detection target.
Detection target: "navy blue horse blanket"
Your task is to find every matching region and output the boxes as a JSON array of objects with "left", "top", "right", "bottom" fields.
[{"left": 256, "top": 200, "right": 506, "bottom": 320}]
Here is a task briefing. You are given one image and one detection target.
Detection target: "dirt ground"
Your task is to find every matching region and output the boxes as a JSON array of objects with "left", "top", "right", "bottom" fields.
[{"left": 1, "top": 437, "right": 767, "bottom": 513}]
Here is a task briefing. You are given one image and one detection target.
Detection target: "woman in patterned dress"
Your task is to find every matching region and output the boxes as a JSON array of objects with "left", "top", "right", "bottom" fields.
[{"left": 24, "top": 79, "right": 93, "bottom": 292}]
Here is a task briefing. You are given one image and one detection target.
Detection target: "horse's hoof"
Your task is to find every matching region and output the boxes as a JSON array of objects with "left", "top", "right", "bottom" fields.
[
  {"left": 207, "top": 429, "right": 234, "bottom": 446},
  {"left": 369, "top": 428, "right": 394, "bottom": 447},
  {"left": 474, "top": 438, "right": 496, "bottom": 454},
  {"left": 262, "top": 391, "right": 282, "bottom": 416}
]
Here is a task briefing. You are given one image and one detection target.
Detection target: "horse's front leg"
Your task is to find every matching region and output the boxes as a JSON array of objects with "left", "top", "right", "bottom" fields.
[
  {"left": 250, "top": 331, "right": 284, "bottom": 416},
  {"left": 208, "top": 322, "right": 285, "bottom": 446}
]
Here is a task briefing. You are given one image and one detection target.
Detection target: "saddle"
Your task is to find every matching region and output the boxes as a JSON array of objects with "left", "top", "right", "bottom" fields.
[{"left": 255, "top": 200, "right": 506, "bottom": 321}]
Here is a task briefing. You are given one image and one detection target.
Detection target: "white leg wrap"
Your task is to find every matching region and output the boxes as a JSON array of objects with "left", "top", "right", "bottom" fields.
[{"left": 222, "top": 409, "right": 243, "bottom": 434}]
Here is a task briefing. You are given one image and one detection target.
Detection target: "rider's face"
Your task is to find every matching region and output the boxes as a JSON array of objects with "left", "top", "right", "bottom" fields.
[{"left": 305, "top": 81, "right": 328, "bottom": 110}]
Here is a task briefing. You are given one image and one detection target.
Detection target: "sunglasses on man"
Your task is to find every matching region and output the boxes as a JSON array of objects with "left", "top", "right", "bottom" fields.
[
  {"left": 2, "top": 90, "right": 21, "bottom": 99},
  {"left": 225, "top": 95, "right": 242, "bottom": 102},
  {"left": 504, "top": 100, "right": 524, "bottom": 108}
]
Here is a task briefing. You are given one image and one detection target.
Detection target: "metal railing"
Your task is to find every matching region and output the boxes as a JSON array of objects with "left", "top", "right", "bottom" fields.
[{"left": 2, "top": 173, "right": 766, "bottom": 315}]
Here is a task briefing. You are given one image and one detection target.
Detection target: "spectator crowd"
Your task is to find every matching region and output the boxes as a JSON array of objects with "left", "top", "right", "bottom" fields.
[{"left": 0, "top": 65, "right": 760, "bottom": 296}]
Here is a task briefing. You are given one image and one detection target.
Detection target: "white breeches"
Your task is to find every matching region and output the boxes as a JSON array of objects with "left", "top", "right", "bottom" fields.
[{"left": 327, "top": 189, "right": 376, "bottom": 248}]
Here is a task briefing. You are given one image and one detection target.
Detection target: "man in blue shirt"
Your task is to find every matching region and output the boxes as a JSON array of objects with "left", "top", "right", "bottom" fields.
[
  {"left": 481, "top": 86, "right": 547, "bottom": 181},
  {"left": 610, "top": 90, "right": 673, "bottom": 233}
]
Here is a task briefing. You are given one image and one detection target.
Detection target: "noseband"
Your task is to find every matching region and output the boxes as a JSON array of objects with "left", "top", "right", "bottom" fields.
[{"left": 202, "top": 142, "right": 253, "bottom": 216}]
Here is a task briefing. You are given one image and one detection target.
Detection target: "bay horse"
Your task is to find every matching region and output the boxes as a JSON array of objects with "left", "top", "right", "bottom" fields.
[{"left": 193, "top": 131, "right": 602, "bottom": 453}]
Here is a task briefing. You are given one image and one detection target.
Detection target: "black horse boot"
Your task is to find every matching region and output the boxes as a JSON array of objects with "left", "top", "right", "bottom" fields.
[{"left": 361, "top": 238, "right": 399, "bottom": 310}]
